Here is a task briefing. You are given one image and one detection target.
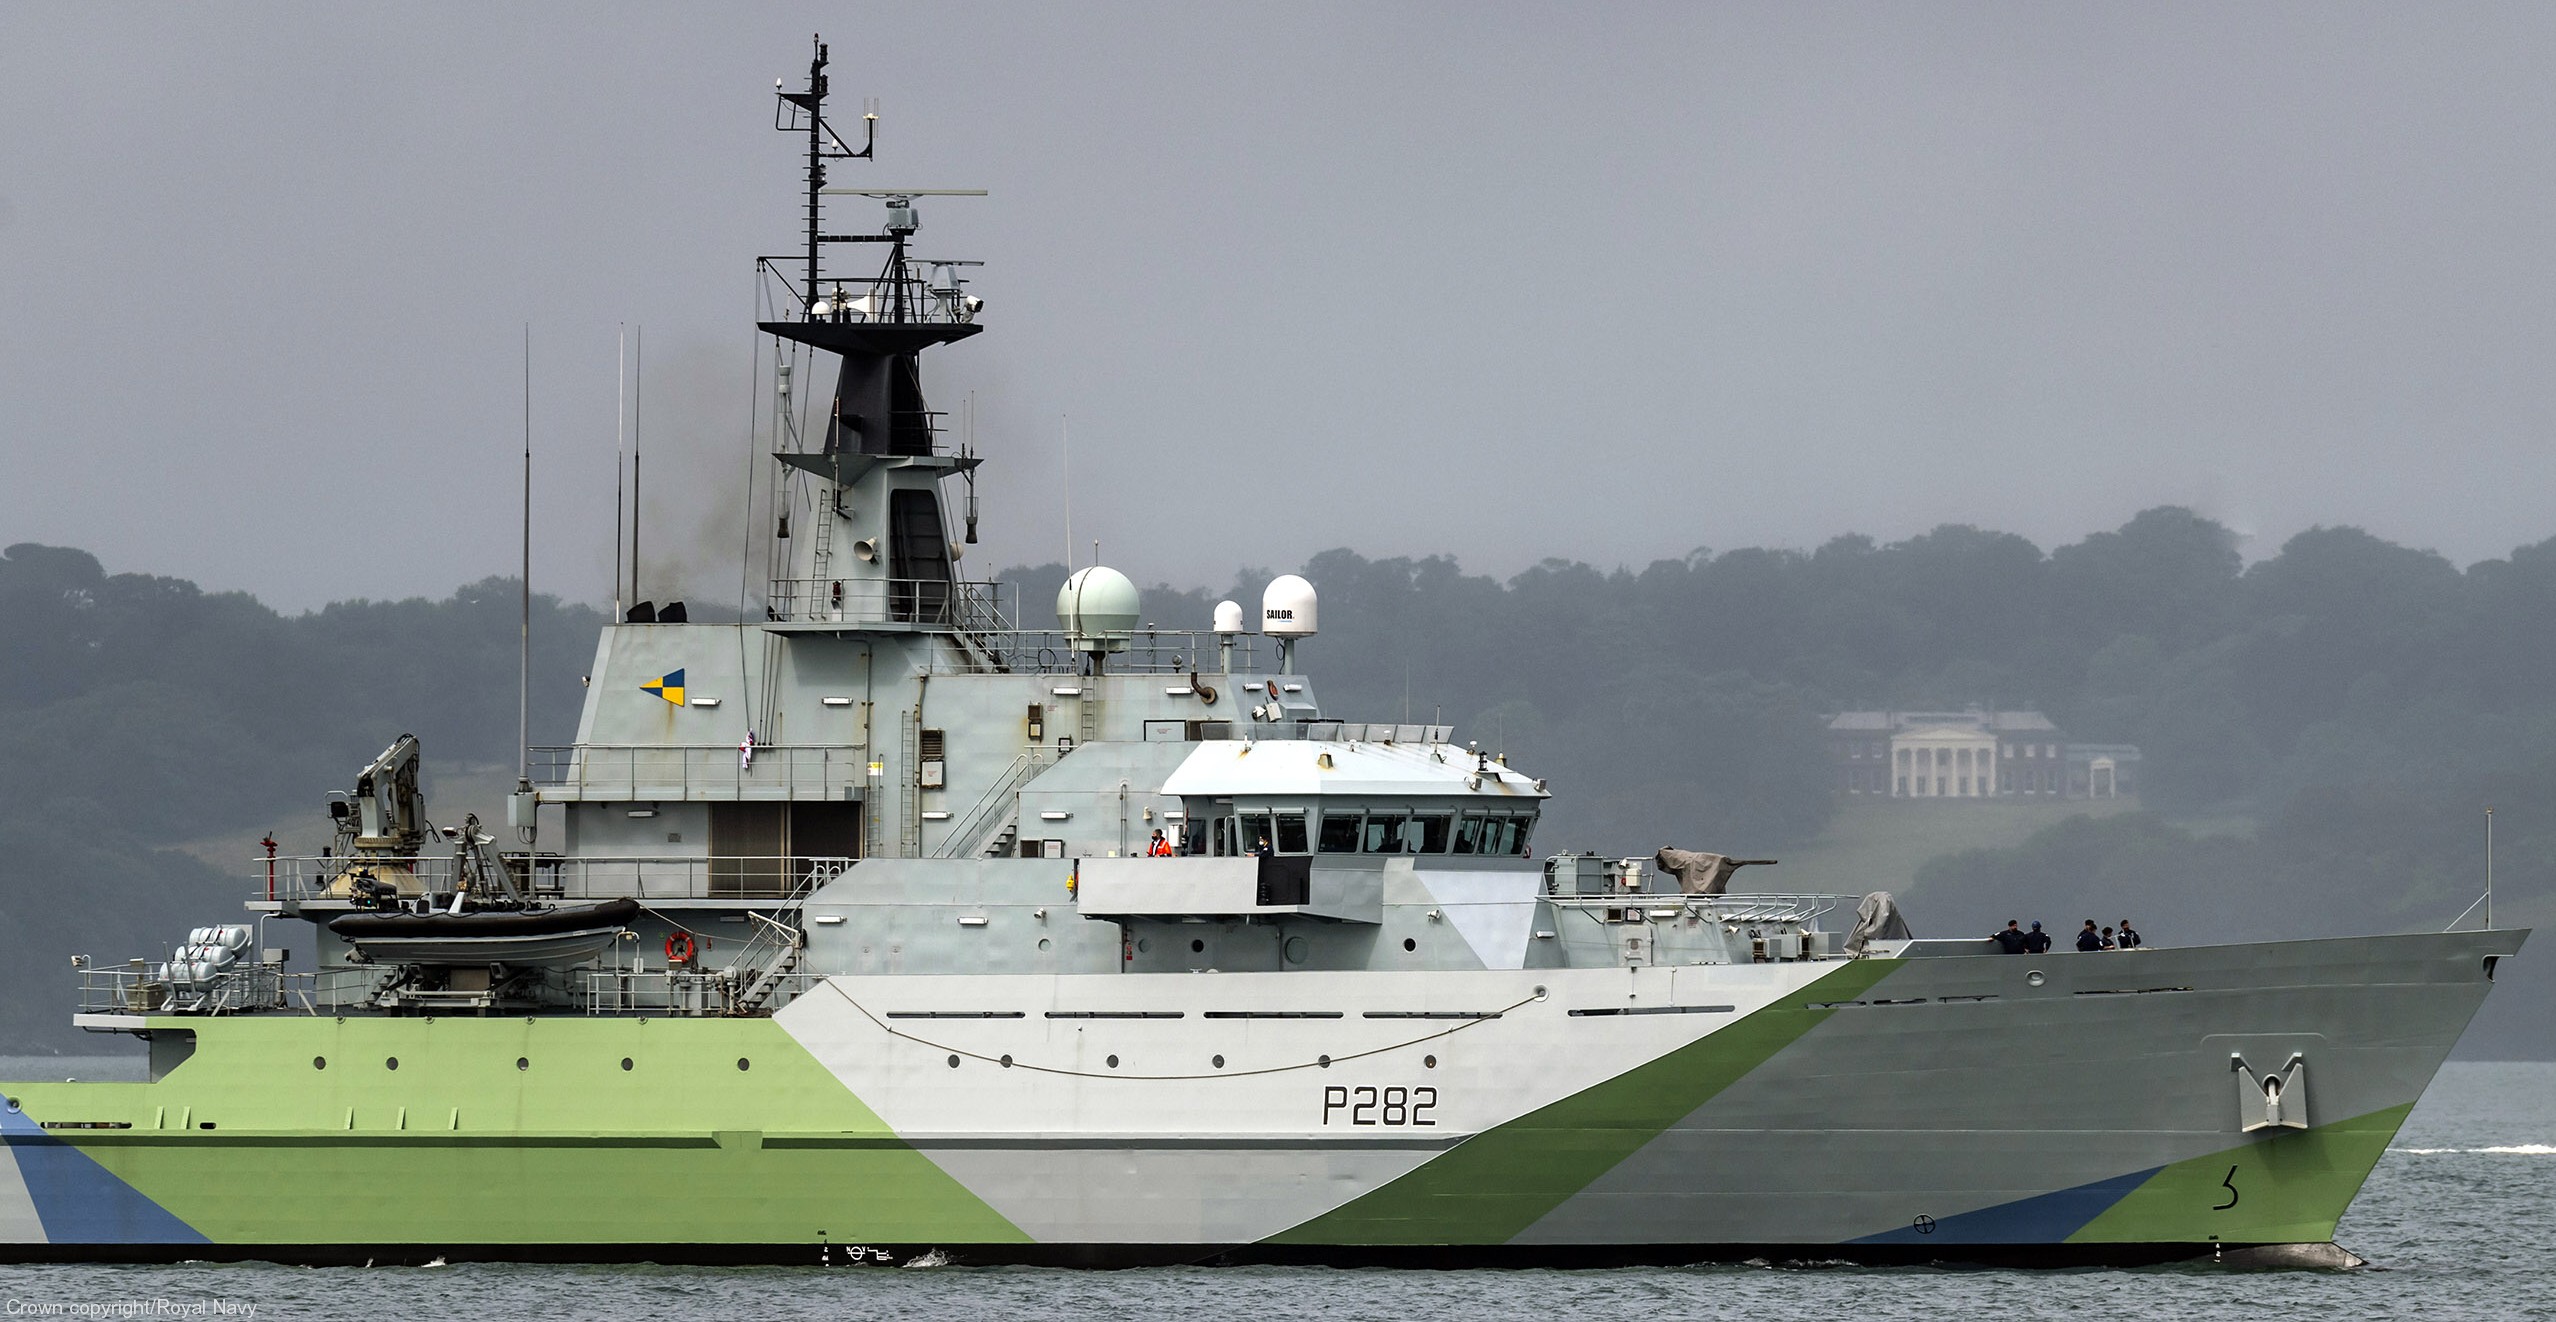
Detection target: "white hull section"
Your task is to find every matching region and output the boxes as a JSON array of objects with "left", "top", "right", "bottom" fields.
[{"left": 777, "top": 963, "right": 1839, "bottom": 1243}]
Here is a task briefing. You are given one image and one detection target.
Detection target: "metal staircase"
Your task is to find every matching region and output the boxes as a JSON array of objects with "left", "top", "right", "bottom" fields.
[
  {"left": 931, "top": 750, "right": 1044, "bottom": 858},
  {"left": 732, "top": 937, "right": 803, "bottom": 1015},
  {"left": 726, "top": 911, "right": 808, "bottom": 1016}
]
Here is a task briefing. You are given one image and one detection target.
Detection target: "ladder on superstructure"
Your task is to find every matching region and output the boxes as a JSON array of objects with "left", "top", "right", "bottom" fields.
[
  {"left": 899, "top": 710, "right": 922, "bottom": 857},
  {"left": 806, "top": 489, "right": 836, "bottom": 618}
]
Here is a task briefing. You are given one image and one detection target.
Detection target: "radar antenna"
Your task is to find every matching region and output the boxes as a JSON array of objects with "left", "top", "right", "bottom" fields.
[{"left": 773, "top": 36, "right": 986, "bottom": 326}]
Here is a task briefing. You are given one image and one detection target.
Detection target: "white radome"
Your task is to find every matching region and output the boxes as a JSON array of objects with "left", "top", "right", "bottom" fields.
[
  {"left": 1212, "top": 599, "right": 1247, "bottom": 634},
  {"left": 1059, "top": 566, "right": 1141, "bottom": 652},
  {"left": 1262, "top": 574, "right": 1317, "bottom": 637}
]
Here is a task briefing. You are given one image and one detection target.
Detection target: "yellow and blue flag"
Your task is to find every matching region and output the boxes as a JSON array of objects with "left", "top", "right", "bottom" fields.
[{"left": 641, "top": 668, "right": 686, "bottom": 706}]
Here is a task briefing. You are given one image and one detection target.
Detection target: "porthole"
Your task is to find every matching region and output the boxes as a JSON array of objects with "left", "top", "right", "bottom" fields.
[
  {"left": 737, "top": 1058, "right": 752, "bottom": 1072},
  {"left": 1423, "top": 1055, "right": 1437, "bottom": 1069},
  {"left": 1317, "top": 1055, "right": 1332, "bottom": 1069},
  {"left": 2026, "top": 971, "right": 2046, "bottom": 988},
  {"left": 947, "top": 1055, "right": 961, "bottom": 1069},
  {"left": 1191, "top": 939, "right": 1206, "bottom": 954},
  {"left": 1137, "top": 938, "right": 1151, "bottom": 953},
  {"left": 4, "top": 1097, "right": 17, "bottom": 1113},
  {"left": 516, "top": 1057, "right": 530, "bottom": 1072},
  {"left": 620, "top": 1058, "right": 634, "bottom": 1072},
  {"left": 1000, "top": 1054, "right": 1015, "bottom": 1068},
  {"left": 385, "top": 1057, "right": 399, "bottom": 1071},
  {"left": 312, "top": 1057, "right": 327, "bottom": 1071},
  {"left": 1212, "top": 1054, "right": 1226, "bottom": 1069},
  {"left": 1402, "top": 937, "right": 1417, "bottom": 952},
  {"left": 1284, "top": 936, "right": 1309, "bottom": 964},
  {"left": 1038, "top": 938, "right": 1052, "bottom": 951},
  {"left": 1106, "top": 1055, "right": 1120, "bottom": 1069}
]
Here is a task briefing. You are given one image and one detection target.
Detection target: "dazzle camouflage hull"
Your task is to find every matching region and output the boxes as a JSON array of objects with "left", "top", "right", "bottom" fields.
[{"left": 1, "top": 931, "right": 2514, "bottom": 1265}]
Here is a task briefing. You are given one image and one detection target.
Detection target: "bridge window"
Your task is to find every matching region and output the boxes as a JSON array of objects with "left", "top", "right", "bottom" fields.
[
  {"left": 1318, "top": 811, "right": 1362, "bottom": 854},
  {"left": 1360, "top": 812, "right": 1408, "bottom": 853}
]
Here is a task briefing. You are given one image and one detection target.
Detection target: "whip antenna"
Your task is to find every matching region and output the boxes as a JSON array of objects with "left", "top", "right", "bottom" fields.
[{"left": 510, "top": 325, "right": 538, "bottom": 845}]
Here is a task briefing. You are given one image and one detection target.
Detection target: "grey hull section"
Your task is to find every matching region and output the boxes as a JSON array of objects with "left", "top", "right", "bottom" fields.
[{"left": 1517, "top": 929, "right": 2522, "bottom": 1250}]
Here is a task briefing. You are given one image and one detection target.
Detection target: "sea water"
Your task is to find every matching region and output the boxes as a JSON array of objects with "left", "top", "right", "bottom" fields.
[{"left": 0, "top": 1060, "right": 2544, "bottom": 1321}]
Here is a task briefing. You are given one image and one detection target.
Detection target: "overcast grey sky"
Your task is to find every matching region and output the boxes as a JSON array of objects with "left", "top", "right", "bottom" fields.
[{"left": 6, "top": 3, "right": 2556, "bottom": 611}]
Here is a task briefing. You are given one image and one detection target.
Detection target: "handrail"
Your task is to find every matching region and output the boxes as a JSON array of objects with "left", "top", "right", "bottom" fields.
[
  {"left": 926, "top": 630, "right": 1267, "bottom": 677},
  {"left": 528, "top": 744, "right": 859, "bottom": 800},
  {"left": 256, "top": 854, "right": 854, "bottom": 904},
  {"left": 757, "top": 258, "right": 983, "bottom": 330},
  {"left": 932, "top": 751, "right": 1044, "bottom": 858},
  {"left": 766, "top": 576, "right": 1011, "bottom": 630},
  {"left": 1545, "top": 892, "right": 1847, "bottom": 925}
]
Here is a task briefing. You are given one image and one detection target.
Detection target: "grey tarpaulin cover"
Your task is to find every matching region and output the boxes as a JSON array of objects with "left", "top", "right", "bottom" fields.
[
  {"left": 1654, "top": 849, "right": 1736, "bottom": 895},
  {"left": 1653, "top": 849, "right": 1779, "bottom": 896},
  {"left": 1844, "top": 891, "right": 1912, "bottom": 955}
]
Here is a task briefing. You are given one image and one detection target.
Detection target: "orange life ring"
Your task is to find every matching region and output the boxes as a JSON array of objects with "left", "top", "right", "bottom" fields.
[{"left": 666, "top": 931, "right": 695, "bottom": 964}]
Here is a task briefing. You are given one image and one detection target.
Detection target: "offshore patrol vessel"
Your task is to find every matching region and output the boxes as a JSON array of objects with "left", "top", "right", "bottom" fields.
[{"left": 0, "top": 41, "right": 2522, "bottom": 1266}]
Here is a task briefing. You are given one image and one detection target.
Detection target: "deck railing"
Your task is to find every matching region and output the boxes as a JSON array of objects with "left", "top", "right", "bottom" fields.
[
  {"left": 255, "top": 854, "right": 854, "bottom": 904},
  {"left": 1543, "top": 892, "right": 1847, "bottom": 926},
  {"left": 77, "top": 961, "right": 308, "bottom": 1016},
  {"left": 529, "top": 744, "right": 863, "bottom": 800},
  {"left": 766, "top": 577, "right": 1012, "bottom": 631}
]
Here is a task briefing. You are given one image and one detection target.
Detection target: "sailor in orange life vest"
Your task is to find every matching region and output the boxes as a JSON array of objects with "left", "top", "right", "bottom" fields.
[{"left": 1147, "top": 830, "right": 1174, "bottom": 857}]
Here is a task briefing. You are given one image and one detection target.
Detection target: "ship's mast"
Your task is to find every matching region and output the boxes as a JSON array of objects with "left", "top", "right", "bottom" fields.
[
  {"left": 776, "top": 36, "right": 875, "bottom": 319},
  {"left": 758, "top": 37, "right": 988, "bottom": 632}
]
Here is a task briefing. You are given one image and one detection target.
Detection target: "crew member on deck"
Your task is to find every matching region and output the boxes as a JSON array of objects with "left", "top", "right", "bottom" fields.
[
  {"left": 2077, "top": 920, "right": 2102, "bottom": 952},
  {"left": 1992, "top": 920, "right": 2028, "bottom": 954}
]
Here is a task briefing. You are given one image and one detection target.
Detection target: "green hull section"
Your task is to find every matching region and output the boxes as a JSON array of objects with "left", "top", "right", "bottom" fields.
[
  {"left": 7, "top": 1017, "right": 1022, "bottom": 1247},
  {"left": 2071, "top": 1104, "right": 2412, "bottom": 1246},
  {"left": 1272, "top": 961, "right": 1899, "bottom": 1245}
]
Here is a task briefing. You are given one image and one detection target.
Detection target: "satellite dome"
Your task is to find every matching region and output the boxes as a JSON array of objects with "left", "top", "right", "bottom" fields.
[
  {"left": 1059, "top": 566, "right": 1140, "bottom": 653},
  {"left": 1261, "top": 574, "right": 1317, "bottom": 637},
  {"left": 1212, "top": 599, "right": 1246, "bottom": 635}
]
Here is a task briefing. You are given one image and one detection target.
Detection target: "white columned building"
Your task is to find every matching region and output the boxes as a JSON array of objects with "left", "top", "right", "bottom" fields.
[{"left": 1890, "top": 725, "right": 2002, "bottom": 799}]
